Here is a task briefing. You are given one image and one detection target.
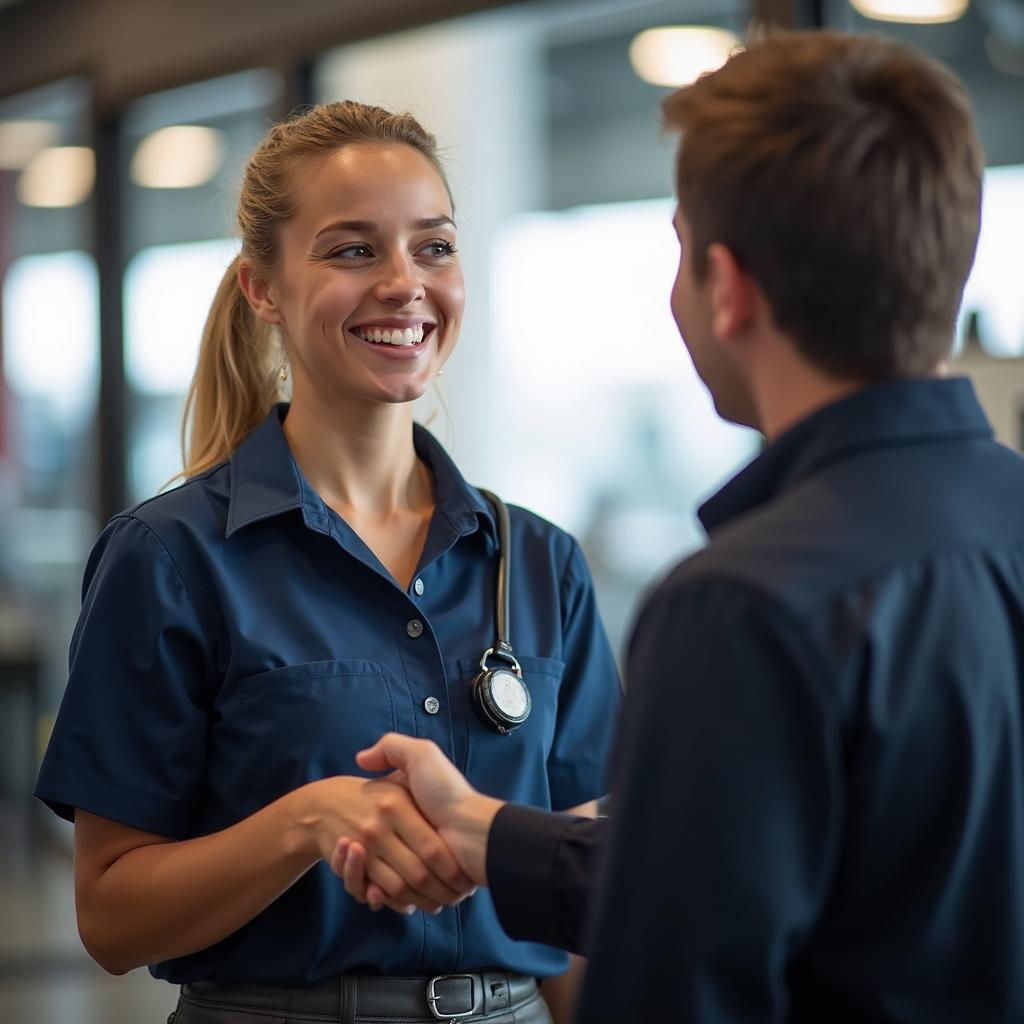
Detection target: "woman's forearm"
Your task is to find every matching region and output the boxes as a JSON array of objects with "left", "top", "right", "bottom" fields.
[
  {"left": 75, "top": 785, "right": 319, "bottom": 974},
  {"left": 75, "top": 772, "right": 473, "bottom": 975}
]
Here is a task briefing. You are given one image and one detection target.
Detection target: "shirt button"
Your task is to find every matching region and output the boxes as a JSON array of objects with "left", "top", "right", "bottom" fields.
[
  {"left": 424, "top": 696, "right": 440, "bottom": 715},
  {"left": 413, "top": 578, "right": 425, "bottom": 597},
  {"left": 406, "top": 619, "right": 424, "bottom": 638}
]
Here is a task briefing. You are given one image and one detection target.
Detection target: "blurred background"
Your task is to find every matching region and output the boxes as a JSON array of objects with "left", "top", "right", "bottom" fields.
[{"left": 0, "top": 0, "right": 1021, "bottom": 1019}]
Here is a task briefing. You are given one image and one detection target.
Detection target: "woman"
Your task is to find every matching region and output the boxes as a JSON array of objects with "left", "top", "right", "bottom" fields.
[{"left": 34, "top": 101, "right": 621, "bottom": 1023}]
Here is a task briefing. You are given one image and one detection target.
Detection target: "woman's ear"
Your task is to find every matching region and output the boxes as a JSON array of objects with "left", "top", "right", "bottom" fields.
[{"left": 238, "top": 260, "right": 283, "bottom": 326}]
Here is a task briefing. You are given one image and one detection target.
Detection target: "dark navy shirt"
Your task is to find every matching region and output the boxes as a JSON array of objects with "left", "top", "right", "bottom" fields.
[
  {"left": 35, "top": 405, "right": 621, "bottom": 985},
  {"left": 566, "top": 377, "right": 1024, "bottom": 1023}
]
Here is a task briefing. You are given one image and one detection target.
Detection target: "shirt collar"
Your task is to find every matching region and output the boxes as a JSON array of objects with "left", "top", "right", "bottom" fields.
[
  {"left": 413, "top": 421, "right": 499, "bottom": 551},
  {"left": 226, "top": 404, "right": 497, "bottom": 547},
  {"left": 698, "top": 376, "right": 993, "bottom": 535}
]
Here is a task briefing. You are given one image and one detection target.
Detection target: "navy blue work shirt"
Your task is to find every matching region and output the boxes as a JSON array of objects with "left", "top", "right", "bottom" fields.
[
  {"left": 35, "top": 405, "right": 621, "bottom": 985},
  {"left": 573, "top": 377, "right": 1024, "bottom": 1022}
]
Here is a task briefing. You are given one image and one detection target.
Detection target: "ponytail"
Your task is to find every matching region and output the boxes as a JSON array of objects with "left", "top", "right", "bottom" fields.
[{"left": 180, "top": 256, "right": 282, "bottom": 479}]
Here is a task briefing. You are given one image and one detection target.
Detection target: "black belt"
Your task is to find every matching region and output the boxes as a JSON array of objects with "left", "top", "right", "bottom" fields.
[{"left": 181, "top": 970, "right": 538, "bottom": 1021}]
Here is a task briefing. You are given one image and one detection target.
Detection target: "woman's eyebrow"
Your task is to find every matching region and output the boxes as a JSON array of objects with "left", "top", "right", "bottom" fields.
[
  {"left": 314, "top": 215, "right": 456, "bottom": 241},
  {"left": 414, "top": 215, "right": 457, "bottom": 230}
]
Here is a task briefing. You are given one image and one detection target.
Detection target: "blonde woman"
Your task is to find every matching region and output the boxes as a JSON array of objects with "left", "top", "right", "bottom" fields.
[{"left": 35, "top": 101, "right": 621, "bottom": 1024}]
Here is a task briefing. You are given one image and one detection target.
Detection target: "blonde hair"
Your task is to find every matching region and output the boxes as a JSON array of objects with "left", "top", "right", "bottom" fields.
[{"left": 180, "top": 101, "right": 451, "bottom": 478}]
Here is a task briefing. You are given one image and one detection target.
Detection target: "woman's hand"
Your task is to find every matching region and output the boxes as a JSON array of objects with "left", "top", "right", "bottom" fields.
[
  {"left": 330, "top": 734, "right": 506, "bottom": 913},
  {"left": 298, "top": 774, "right": 477, "bottom": 915}
]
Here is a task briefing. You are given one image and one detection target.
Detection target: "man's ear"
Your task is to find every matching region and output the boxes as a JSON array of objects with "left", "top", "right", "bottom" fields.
[
  {"left": 238, "top": 260, "right": 283, "bottom": 326},
  {"left": 706, "top": 243, "right": 755, "bottom": 345}
]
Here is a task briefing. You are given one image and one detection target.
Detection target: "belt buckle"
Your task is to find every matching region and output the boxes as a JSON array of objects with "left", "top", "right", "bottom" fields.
[{"left": 426, "top": 974, "right": 475, "bottom": 1020}]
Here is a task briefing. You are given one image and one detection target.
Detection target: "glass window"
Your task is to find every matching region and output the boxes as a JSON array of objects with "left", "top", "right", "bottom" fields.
[
  {"left": 491, "top": 199, "right": 755, "bottom": 648},
  {"left": 317, "top": 0, "right": 755, "bottom": 658},
  {"left": 0, "top": 78, "right": 98, "bottom": 810},
  {"left": 121, "top": 69, "right": 282, "bottom": 502}
]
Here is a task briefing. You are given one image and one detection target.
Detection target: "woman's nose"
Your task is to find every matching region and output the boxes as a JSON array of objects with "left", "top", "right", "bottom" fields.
[{"left": 373, "top": 254, "right": 425, "bottom": 305}]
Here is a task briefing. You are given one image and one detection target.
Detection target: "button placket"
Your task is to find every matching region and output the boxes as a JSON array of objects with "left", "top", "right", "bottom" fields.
[{"left": 397, "top": 612, "right": 451, "bottom": 748}]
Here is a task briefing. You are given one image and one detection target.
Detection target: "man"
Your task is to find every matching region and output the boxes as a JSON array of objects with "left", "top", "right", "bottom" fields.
[{"left": 336, "top": 30, "right": 1024, "bottom": 1022}]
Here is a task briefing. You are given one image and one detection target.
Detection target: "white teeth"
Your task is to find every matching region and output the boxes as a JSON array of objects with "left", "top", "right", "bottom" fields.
[{"left": 358, "top": 325, "right": 426, "bottom": 346}]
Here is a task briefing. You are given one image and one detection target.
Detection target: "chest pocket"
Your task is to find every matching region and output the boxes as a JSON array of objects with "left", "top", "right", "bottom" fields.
[
  {"left": 459, "top": 654, "right": 565, "bottom": 808},
  {"left": 226, "top": 660, "right": 395, "bottom": 809}
]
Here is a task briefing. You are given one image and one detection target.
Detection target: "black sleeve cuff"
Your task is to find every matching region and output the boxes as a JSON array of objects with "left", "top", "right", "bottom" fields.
[{"left": 488, "top": 802, "right": 601, "bottom": 954}]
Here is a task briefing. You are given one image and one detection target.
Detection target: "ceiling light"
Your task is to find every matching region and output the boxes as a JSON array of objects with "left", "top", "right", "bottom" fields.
[
  {"left": 850, "top": 0, "right": 969, "bottom": 24},
  {"left": 130, "top": 125, "right": 226, "bottom": 189},
  {"left": 17, "top": 146, "right": 95, "bottom": 208},
  {"left": 0, "top": 120, "right": 60, "bottom": 170},
  {"left": 629, "top": 26, "right": 742, "bottom": 88}
]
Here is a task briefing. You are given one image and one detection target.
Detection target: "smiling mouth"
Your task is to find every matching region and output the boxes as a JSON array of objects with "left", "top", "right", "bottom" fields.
[{"left": 352, "top": 324, "right": 434, "bottom": 347}]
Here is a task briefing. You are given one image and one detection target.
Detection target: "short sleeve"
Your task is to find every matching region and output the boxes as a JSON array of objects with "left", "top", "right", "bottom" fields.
[
  {"left": 547, "top": 539, "right": 622, "bottom": 811},
  {"left": 34, "top": 515, "right": 215, "bottom": 837}
]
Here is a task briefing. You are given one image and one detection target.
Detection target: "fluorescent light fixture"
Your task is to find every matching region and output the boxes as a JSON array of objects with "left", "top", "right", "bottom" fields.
[
  {"left": 130, "top": 124, "right": 226, "bottom": 188},
  {"left": 850, "top": 0, "right": 969, "bottom": 24},
  {"left": 629, "top": 26, "right": 741, "bottom": 88},
  {"left": 0, "top": 119, "right": 60, "bottom": 170},
  {"left": 16, "top": 146, "right": 95, "bottom": 207}
]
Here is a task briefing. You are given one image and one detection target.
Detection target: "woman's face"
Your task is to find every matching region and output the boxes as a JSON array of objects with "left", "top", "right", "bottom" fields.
[{"left": 259, "top": 142, "right": 464, "bottom": 408}]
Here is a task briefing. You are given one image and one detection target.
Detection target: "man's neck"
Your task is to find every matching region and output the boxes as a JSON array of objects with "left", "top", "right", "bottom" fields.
[{"left": 750, "top": 343, "right": 866, "bottom": 442}]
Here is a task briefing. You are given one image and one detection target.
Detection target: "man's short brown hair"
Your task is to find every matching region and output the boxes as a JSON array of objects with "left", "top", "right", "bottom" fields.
[{"left": 663, "top": 31, "right": 983, "bottom": 380}]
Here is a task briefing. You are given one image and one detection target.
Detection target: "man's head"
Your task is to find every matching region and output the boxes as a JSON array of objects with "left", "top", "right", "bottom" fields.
[{"left": 663, "top": 31, "right": 984, "bottom": 428}]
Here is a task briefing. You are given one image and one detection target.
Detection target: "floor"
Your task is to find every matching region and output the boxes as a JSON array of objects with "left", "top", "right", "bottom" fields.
[{"left": 0, "top": 802, "right": 179, "bottom": 1024}]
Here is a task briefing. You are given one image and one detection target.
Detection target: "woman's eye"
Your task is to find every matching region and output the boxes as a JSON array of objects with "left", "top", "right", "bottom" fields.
[
  {"left": 420, "top": 240, "right": 458, "bottom": 259},
  {"left": 328, "top": 244, "right": 373, "bottom": 260}
]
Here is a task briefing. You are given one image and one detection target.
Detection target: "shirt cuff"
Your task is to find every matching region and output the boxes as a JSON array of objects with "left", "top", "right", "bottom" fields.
[
  {"left": 487, "top": 802, "right": 578, "bottom": 950},
  {"left": 34, "top": 758, "right": 190, "bottom": 837}
]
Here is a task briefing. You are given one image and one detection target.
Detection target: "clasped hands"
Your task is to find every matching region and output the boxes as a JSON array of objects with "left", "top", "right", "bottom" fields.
[{"left": 315, "top": 734, "right": 503, "bottom": 916}]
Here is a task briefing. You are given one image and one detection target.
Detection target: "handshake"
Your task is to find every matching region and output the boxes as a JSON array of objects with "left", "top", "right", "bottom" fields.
[{"left": 326, "top": 734, "right": 505, "bottom": 916}]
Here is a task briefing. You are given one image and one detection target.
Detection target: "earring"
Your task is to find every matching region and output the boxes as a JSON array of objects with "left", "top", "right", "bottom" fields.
[
  {"left": 279, "top": 362, "right": 289, "bottom": 382},
  {"left": 437, "top": 368, "right": 444, "bottom": 377}
]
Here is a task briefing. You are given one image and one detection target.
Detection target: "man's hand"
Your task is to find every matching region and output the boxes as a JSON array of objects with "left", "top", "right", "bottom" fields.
[
  {"left": 300, "top": 774, "right": 475, "bottom": 915},
  {"left": 334, "top": 734, "right": 505, "bottom": 912}
]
